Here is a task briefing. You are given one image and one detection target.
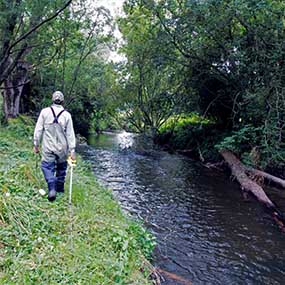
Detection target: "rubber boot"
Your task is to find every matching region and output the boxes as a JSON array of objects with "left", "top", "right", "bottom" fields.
[
  {"left": 56, "top": 181, "right": 65, "bottom": 193},
  {"left": 48, "top": 182, "right": 56, "bottom": 202}
]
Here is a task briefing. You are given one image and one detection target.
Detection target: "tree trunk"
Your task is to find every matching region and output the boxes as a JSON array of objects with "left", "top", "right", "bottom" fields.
[
  {"left": 220, "top": 149, "right": 285, "bottom": 230},
  {"left": 2, "top": 62, "right": 29, "bottom": 119},
  {"left": 220, "top": 149, "right": 274, "bottom": 206}
]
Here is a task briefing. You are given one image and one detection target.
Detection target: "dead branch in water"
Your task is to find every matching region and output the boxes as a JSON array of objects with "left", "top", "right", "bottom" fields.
[
  {"left": 157, "top": 268, "right": 192, "bottom": 285},
  {"left": 220, "top": 149, "right": 285, "bottom": 231},
  {"left": 246, "top": 168, "right": 285, "bottom": 189}
]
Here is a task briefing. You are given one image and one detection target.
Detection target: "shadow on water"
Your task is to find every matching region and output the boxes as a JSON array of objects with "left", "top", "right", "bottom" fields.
[{"left": 78, "top": 131, "right": 285, "bottom": 285}]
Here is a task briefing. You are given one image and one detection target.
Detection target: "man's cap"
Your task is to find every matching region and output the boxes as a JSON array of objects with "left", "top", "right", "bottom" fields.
[{"left": 52, "top": 91, "right": 64, "bottom": 102}]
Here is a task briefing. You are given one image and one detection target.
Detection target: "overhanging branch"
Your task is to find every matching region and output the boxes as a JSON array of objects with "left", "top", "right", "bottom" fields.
[{"left": 7, "top": 0, "right": 72, "bottom": 54}]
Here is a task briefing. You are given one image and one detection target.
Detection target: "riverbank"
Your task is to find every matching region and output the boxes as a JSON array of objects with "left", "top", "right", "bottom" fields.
[
  {"left": 156, "top": 116, "right": 285, "bottom": 179},
  {"left": 82, "top": 131, "right": 285, "bottom": 284},
  {"left": 0, "top": 116, "right": 155, "bottom": 284},
  {"left": 155, "top": 115, "right": 221, "bottom": 162}
]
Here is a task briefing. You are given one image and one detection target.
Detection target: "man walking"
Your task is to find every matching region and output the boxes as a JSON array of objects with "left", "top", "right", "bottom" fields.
[{"left": 33, "top": 91, "right": 76, "bottom": 201}]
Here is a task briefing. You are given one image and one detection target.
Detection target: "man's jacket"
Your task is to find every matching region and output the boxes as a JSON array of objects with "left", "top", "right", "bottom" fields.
[{"left": 34, "top": 104, "right": 76, "bottom": 162}]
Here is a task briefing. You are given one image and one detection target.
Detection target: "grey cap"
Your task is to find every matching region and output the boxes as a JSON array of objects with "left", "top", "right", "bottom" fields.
[{"left": 52, "top": 91, "right": 64, "bottom": 102}]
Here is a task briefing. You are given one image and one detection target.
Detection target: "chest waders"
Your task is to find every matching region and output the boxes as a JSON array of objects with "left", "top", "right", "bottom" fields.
[{"left": 42, "top": 107, "right": 68, "bottom": 202}]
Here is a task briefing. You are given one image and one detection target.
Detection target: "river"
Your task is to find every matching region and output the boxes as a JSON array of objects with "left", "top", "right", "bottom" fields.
[{"left": 78, "top": 131, "right": 285, "bottom": 285}]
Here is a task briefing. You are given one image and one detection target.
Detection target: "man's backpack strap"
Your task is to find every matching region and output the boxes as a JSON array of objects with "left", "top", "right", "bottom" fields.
[{"left": 50, "top": 107, "right": 65, "bottom": 123}]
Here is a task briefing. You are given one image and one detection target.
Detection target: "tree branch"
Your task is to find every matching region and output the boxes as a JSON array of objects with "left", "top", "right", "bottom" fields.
[
  {"left": 7, "top": 0, "right": 72, "bottom": 54},
  {"left": 0, "top": 80, "right": 30, "bottom": 90}
]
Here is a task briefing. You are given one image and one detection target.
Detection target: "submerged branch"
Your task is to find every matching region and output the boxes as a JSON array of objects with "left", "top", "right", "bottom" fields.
[{"left": 220, "top": 149, "right": 285, "bottom": 231}]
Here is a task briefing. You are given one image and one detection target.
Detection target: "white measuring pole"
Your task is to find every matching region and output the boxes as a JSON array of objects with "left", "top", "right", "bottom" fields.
[{"left": 69, "top": 165, "right": 73, "bottom": 205}]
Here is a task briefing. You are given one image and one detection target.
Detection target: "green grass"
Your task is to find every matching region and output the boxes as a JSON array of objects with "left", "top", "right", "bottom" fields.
[
  {"left": 0, "top": 116, "right": 155, "bottom": 284},
  {"left": 159, "top": 113, "right": 211, "bottom": 134}
]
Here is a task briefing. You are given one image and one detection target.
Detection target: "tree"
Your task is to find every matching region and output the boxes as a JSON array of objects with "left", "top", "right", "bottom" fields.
[
  {"left": 26, "top": 2, "right": 114, "bottom": 135},
  {"left": 118, "top": 0, "right": 285, "bottom": 168},
  {"left": 116, "top": 3, "right": 186, "bottom": 135},
  {"left": 0, "top": 0, "right": 72, "bottom": 119}
]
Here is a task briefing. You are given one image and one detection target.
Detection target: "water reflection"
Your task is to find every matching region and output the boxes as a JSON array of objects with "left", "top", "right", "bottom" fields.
[
  {"left": 78, "top": 131, "right": 285, "bottom": 285},
  {"left": 117, "top": 130, "right": 135, "bottom": 150}
]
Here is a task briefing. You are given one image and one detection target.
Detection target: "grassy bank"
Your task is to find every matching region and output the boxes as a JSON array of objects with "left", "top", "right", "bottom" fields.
[
  {"left": 156, "top": 113, "right": 220, "bottom": 161},
  {"left": 0, "top": 116, "right": 155, "bottom": 284}
]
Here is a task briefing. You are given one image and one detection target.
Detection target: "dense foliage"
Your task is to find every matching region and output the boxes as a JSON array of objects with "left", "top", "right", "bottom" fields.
[
  {"left": 0, "top": 0, "right": 116, "bottom": 135},
  {"left": 1, "top": 0, "right": 285, "bottom": 169},
  {"left": 116, "top": 0, "right": 285, "bottom": 170}
]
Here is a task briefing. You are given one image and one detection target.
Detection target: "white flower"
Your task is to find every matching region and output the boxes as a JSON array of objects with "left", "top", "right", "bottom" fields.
[{"left": 5, "top": 192, "right": 10, "bottom": 197}]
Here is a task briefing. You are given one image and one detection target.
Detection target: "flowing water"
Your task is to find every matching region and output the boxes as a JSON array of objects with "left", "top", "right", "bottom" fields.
[{"left": 78, "top": 131, "right": 285, "bottom": 285}]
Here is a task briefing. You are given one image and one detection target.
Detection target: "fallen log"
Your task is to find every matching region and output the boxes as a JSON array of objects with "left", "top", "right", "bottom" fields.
[
  {"left": 220, "top": 149, "right": 285, "bottom": 231},
  {"left": 246, "top": 168, "right": 285, "bottom": 189},
  {"left": 220, "top": 149, "right": 274, "bottom": 206}
]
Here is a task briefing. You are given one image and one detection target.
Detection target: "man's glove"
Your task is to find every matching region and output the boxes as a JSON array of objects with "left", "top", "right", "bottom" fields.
[
  {"left": 33, "top": 146, "right": 40, "bottom": 154},
  {"left": 67, "top": 156, "right": 76, "bottom": 167},
  {"left": 70, "top": 150, "right": 76, "bottom": 161}
]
